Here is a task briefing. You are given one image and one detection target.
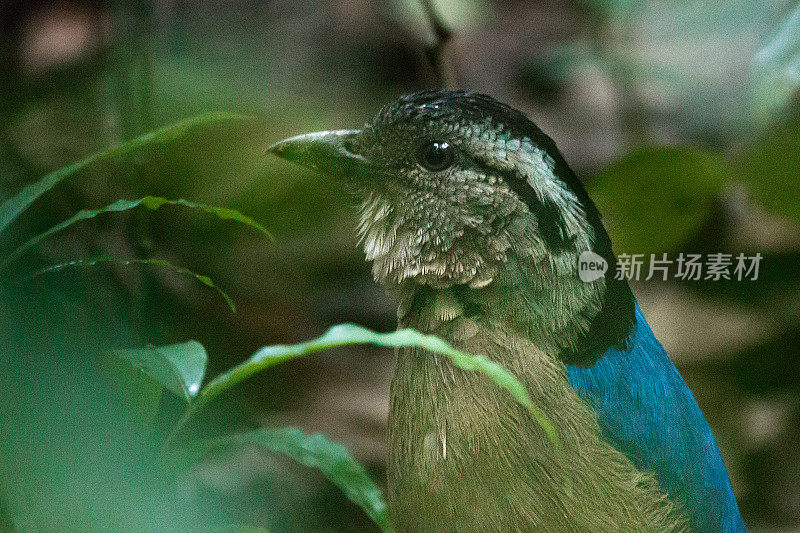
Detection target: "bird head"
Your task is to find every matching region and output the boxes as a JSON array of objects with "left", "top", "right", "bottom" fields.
[{"left": 270, "top": 91, "right": 634, "bottom": 361}]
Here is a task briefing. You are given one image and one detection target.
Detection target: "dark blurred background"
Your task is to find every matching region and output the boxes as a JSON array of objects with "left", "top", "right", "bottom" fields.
[{"left": 1, "top": 0, "right": 799, "bottom": 531}]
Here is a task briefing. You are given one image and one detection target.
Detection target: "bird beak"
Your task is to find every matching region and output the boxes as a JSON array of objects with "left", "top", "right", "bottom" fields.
[{"left": 268, "top": 129, "right": 369, "bottom": 180}]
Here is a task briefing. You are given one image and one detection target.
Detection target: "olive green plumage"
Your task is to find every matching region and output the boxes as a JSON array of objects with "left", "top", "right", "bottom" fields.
[{"left": 389, "top": 291, "right": 684, "bottom": 532}]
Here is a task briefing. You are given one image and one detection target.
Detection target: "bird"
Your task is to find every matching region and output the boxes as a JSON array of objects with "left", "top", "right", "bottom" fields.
[{"left": 268, "top": 91, "right": 747, "bottom": 532}]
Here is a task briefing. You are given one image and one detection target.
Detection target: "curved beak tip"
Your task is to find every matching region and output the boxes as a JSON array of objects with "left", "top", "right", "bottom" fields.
[{"left": 266, "top": 130, "right": 365, "bottom": 177}]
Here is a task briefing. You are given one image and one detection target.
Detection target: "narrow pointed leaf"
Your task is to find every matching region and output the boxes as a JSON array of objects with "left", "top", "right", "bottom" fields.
[
  {"left": 185, "top": 428, "right": 391, "bottom": 532},
  {"left": 30, "top": 256, "right": 236, "bottom": 312},
  {"left": 108, "top": 340, "right": 208, "bottom": 402},
  {"left": 171, "top": 325, "right": 559, "bottom": 452},
  {"left": 1, "top": 196, "right": 271, "bottom": 270},
  {"left": 0, "top": 112, "right": 253, "bottom": 236}
]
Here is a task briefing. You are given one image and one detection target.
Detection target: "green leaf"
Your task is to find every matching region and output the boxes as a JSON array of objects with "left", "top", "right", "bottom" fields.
[
  {"left": 187, "top": 428, "right": 391, "bottom": 532},
  {"left": 1, "top": 196, "right": 271, "bottom": 271},
  {"left": 737, "top": 119, "right": 800, "bottom": 220},
  {"left": 589, "top": 147, "right": 727, "bottom": 254},
  {"left": 102, "top": 350, "right": 165, "bottom": 425},
  {"left": 209, "top": 527, "right": 270, "bottom": 533},
  {"left": 167, "top": 325, "right": 559, "bottom": 454},
  {"left": 109, "top": 340, "right": 208, "bottom": 402},
  {"left": 0, "top": 112, "right": 253, "bottom": 236},
  {"left": 29, "top": 256, "right": 236, "bottom": 312},
  {"left": 753, "top": 2, "right": 800, "bottom": 117}
]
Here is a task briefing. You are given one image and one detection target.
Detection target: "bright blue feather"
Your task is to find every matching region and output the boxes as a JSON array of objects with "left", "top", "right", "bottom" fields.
[{"left": 566, "top": 303, "right": 747, "bottom": 532}]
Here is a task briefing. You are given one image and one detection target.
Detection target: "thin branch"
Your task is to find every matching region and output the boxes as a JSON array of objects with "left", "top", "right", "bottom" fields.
[{"left": 419, "top": 0, "right": 455, "bottom": 87}]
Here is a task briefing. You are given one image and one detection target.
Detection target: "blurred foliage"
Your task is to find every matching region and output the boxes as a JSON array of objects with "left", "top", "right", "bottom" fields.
[
  {"left": 753, "top": 2, "right": 800, "bottom": 120},
  {"left": 0, "top": 108, "right": 556, "bottom": 528},
  {"left": 2, "top": 0, "right": 800, "bottom": 530},
  {"left": 589, "top": 147, "right": 727, "bottom": 254},
  {"left": 539, "top": 0, "right": 799, "bottom": 137},
  {"left": 737, "top": 119, "right": 800, "bottom": 221}
]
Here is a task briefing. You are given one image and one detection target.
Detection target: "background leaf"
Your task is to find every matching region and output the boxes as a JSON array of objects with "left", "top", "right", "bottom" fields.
[
  {"left": 589, "top": 147, "right": 728, "bottom": 254},
  {"left": 168, "top": 324, "right": 559, "bottom": 453},
  {"left": 109, "top": 340, "right": 208, "bottom": 402},
  {"left": 1, "top": 196, "right": 271, "bottom": 271},
  {"left": 185, "top": 428, "right": 391, "bottom": 532},
  {"left": 753, "top": 2, "right": 800, "bottom": 117},
  {"left": 0, "top": 112, "right": 253, "bottom": 236},
  {"left": 102, "top": 351, "right": 165, "bottom": 426},
  {"left": 737, "top": 119, "right": 800, "bottom": 221},
  {"left": 29, "top": 256, "right": 236, "bottom": 312}
]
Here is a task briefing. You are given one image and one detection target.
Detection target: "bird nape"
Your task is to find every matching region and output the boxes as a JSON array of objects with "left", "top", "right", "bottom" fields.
[{"left": 269, "top": 91, "right": 747, "bottom": 533}]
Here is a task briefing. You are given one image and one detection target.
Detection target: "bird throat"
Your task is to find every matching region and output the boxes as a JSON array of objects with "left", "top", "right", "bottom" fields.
[
  {"left": 357, "top": 191, "right": 513, "bottom": 291},
  {"left": 357, "top": 190, "right": 632, "bottom": 364}
]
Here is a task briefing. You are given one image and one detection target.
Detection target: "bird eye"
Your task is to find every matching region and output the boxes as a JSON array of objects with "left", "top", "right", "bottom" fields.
[{"left": 419, "top": 141, "right": 453, "bottom": 171}]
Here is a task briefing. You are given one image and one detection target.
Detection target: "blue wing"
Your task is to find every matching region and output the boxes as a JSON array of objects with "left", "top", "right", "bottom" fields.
[{"left": 565, "top": 302, "right": 747, "bottom": 532}]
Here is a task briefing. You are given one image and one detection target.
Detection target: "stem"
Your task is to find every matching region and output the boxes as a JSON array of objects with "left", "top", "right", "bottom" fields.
[{"left": 419, "top": 0, "right": 455, "bottom": 87}]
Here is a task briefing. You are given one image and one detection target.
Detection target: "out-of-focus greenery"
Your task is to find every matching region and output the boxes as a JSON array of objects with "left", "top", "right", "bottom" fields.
[
  {"left": 1, "top": 146, "right": 559, "bottom": 529},
  {"left": 2, "top": 0, "right": 800, "bottom": 530},
  {"left": 589, "top": 147, "right": 728, "bottom": 255},
  {"left": 753, "top": 2, "right": 800, "bottom": 121},
  {"left": 0, "top": 110, "right": 558, "bottom": 529},
  {"left": 737, "top": 120, "right": 800, "bottom": 222}
]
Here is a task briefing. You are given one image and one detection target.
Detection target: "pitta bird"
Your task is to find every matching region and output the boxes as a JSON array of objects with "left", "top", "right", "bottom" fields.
[{"left": 269, "top": 91, "right": 746, "bottom": 532}]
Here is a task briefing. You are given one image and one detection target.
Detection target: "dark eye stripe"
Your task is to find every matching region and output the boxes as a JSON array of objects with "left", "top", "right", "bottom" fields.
[
  {"left": 473, "top": 157, "right": 636, "bottom": 365},
  {"left": 472, "top": 158, "right": 573, "bottom": 252}
]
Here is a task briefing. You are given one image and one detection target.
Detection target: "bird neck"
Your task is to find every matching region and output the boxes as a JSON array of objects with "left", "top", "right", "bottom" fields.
[
  {"left": 360, "top": 192, "right": 636, "bottom": 364},
  {"left": 387, "top": 290, "right": 686, "bottom": 532},
  {"left": 396, "top": 252, "right": 615, "bottom": 362}
]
